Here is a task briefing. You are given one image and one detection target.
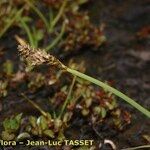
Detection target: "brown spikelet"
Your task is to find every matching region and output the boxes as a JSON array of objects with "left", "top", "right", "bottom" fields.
[{"left": 18, "top": 44, "right": 67, "bottom": 70}]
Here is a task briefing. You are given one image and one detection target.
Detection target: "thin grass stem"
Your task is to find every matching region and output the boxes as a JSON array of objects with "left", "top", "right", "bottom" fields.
[
  {"left": 25, "top": 0, "right": 49, "bottom": 30},
  {"left": 121, "top": 145, "right": 150, "bottom": 150},
  {"left": 20, "top": 20, "right": 35, "bottom": 47},
  {"left": 67, "top": 68, "right": 150, "bottom": 118},
  {"left": 17, "top": 44, "right": 150, "bottom": 118},
  {"left": 21, "top": 93, "right": 47, "bottom": 117},
  {"left": 50, "top": 0, "right": 67, "bottom": 31},
  {"left": 46, "top": 22, "right": 66, "bottom": 51},
  {"left": 59, "top": 76, "right": 76, "bottom": 119}
]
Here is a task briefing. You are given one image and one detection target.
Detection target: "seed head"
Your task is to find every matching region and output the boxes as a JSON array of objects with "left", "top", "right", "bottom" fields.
[{"left": 18, "top": 44, "right": 67, "bottom": 70}]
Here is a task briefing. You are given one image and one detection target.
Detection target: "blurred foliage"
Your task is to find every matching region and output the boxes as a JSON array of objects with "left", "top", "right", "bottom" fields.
[
  {"left": 0, "top": 81, "right": 8, "bottom": 98},
  {"left": 0, "top": 0, "right": 106, "bottom": 53},
  {"left": 2, "top": 113, "right": 22, "bottom": 140},
  {"left": 1, "top": 61, "right": 131, "bottom": 143},
  {"left": 0, "top": 0, "right": 24, "bottom": 38},
  {"left": 3, "top": 59, "right": 14, "bottom": 75}
]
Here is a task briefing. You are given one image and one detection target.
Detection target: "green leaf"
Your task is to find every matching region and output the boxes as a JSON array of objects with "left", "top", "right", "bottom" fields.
[
  {"left": 1, "top": 81, "right": 7, "bottom": 89},
  {"left": 43, "top": 130, "right": 54, "bottom": 138},
  {"left": 85, "top": 98, "right": 92, "bottom": 108},
  {"left": 39, "top": 116, "right": 48, "bottom": 130},
  {"left": 78, "top": 0, "right": 88, "bottom": 4},
  {"left": 3, "top": 118, "right": 19, "bottom": 131},
  {"left": 3, "top": 60, "right": 14, "bottom": 75},
  {"left": 54, "top": 118, "right": 63, "bottom": 132},
  {"left": 82, "top": 108, "right": 89, "bottom": 116},
  {"left": 17, "top": 132, "right": 31, "bottom": 141},
  {"left": 101, "top": 107, "right": 107, "bottom": 118},
  {"left": 3, "top": 119, "right": 11, "bottom": 130},
  {"left": 93, "top": 106, "right": 101, "bottom": 115},
  {"left": 21, "top": 16, "right": 32, "bottom": 23},
  {"left": 35, "top": 29, "right": 44, "bottom": 41},
  {"left": 46, "top": 113, "right": 52, "bottom": 121},
  {"left": 1, "top": 131, "right": 15, "bottom": 140},
  {"left": 78, "top": 146, "right": 92, "bottom": 150},
  {"left": 9, "top": 119, "right": 19, "bottom": 130},
  {"left": 25, "top": 125, "right": 32, "bottom": 132},
  {"left": 29, "top": 116, "right": 37, "bottom": 128},
  {"left": 31, "top": 128, "right": 39, "bottom": 136},
  {"left": 15, "top": 113, "right": 23, "bottom": 123},
  {"left": 0, "top": 81, "right": 8, "bottom": 97},
  {"left": 38, "top": 126, "right": 42, "bottom": 136},
  {"left": 58, "top": 130, "right": 65, "bottom": 141},
  {"left": 63, "top": 112, "right": 72, "bottom": 123}
]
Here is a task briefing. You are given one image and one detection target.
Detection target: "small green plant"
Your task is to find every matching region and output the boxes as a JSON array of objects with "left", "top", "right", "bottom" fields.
[
  {"left": 16, "top": 0, "right": 105, "bottom": 52},
  {"left": 1, "top": 75, "right": 130, "bottom": 140},
  {"left": 19, "top": 17, "right": 44, "bottom": 48},
  {"left": 1, "top": 93, "right": 71, "bottom": 141},
  {"left": 16, "top": 0, "right": 67, "bottom": 50},
  {"left": 18, "top": 44, "right": 150, "bottom": 118},
  {"left": 25, "top": 0, "right": 67, "bottom": 33},
  {"left": 2, "top": 113, "right": 22, "bottom": 140}
]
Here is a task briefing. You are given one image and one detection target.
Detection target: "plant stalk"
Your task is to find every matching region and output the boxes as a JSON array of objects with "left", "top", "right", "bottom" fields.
[
  {"left": 25, "top": 0, "right": 49, "bottom": 30},
  {"left": 66, "top": 68, "right": 150, "bottom": 118},
  {"left": 20, "top": 20, "right": 35, "bottom": 47},
  {"left": 46, "top": 21, "right": 66, "bottom": 51},
  {"left": 50, "top": 0, "right": 67, "bottom": 31},
  {"left": 21, "top": 93, "right": 47, "bottom": 117},
  {"left": 59, "top": 76, "right": 76, "bottom": 119},
  {"left": 121, "top": 144, "right": 150, "bottom": 150}
]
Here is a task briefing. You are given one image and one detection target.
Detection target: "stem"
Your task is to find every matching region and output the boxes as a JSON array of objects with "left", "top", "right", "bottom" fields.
[
  {"left": 121, "top": 145, "right": 150, "bottom": 150},
  {"left": 59, "top": 76, "right": 76, "bottom": 119},
  {"left": 46, "top": 22, "right": 66, "bottom": 51},
  {"left": 21, "top": 93, "right": 47, "bottom": 117},
  {"left": 67, "top": 68, "right": 150, "bottom": 118},
  {"left": 25, "top": 0, "right": 49, "bottom": 30},
  {"left": 20, "top": 20, "right": 35, "bottom": 47},
  {"left": 49, "top": 8, "right": 54, "bottom": 27},
  {"left": 50, "top": 0, "right": 67, "bottom": 31}
]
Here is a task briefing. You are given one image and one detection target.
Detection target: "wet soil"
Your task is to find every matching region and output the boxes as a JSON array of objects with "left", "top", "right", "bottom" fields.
[
  {"left": 0, "top": 0, "right": 150, "bottom": 149},
  {"left": 83, "top": 0, "right": 150, "bottom": 148}
]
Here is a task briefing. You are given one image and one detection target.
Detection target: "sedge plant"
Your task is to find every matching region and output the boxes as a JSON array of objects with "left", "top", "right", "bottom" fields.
[{"left": 17, "top": 44, "right": 150, "bottom": 118}]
